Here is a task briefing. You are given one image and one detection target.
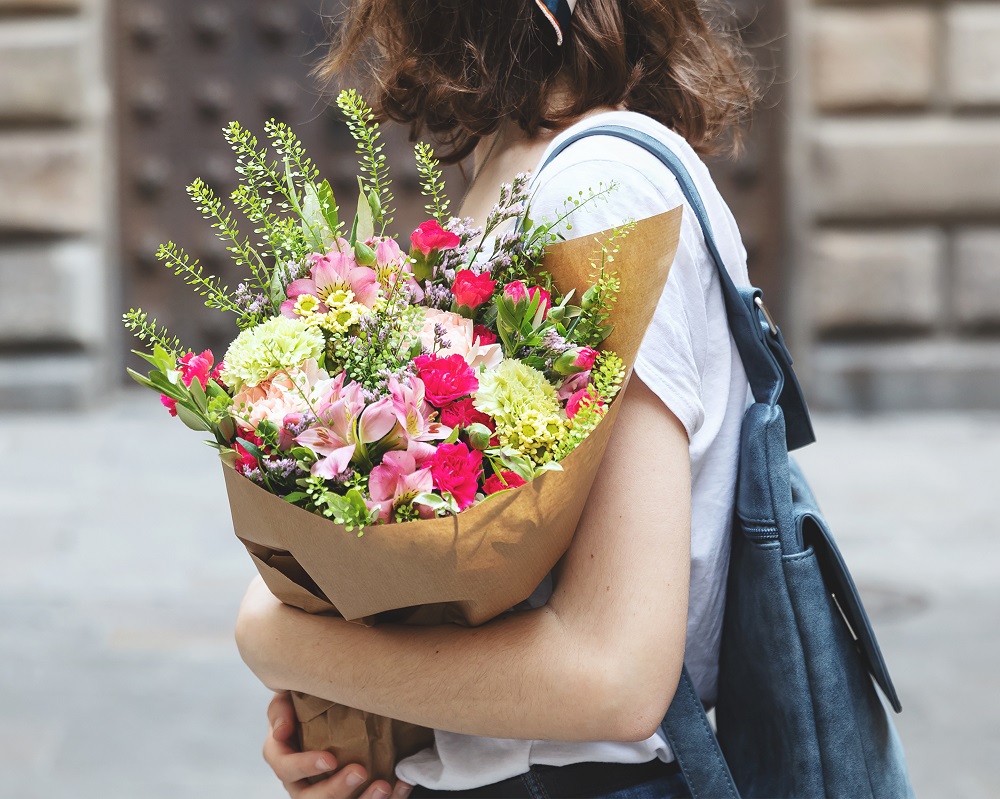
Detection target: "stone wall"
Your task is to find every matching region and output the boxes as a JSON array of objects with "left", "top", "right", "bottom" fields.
[
  {"left": 790, "top": 0, "right": 1000, "bottom": 410},
  {"left": 0, "top": 0, "right": 111, "bottom": 408}
]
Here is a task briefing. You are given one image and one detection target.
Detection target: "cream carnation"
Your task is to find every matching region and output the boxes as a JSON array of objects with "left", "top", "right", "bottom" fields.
[{"left": 222, "top": 316, "right": 324, "bottom": 391}]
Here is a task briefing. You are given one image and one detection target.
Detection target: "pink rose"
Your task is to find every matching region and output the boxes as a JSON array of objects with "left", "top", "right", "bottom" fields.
[
  {"left": 473, "top": 324, "right": 498, "bottom": 346},
  {"left": 440, "top": 398, "right": 495, "bottom": 431},
  {"left": 430, "top": 442, "right": 483, "bottom": 510},
  {"left": 452, "top": 270, "right": 497, "bottom": 310},
  {"left": 411, "top": 220, "right": 461, "bottom": 256},
  {"left": 419, "top": 309, "right": 503, "bottom": 371},
  {"left": 554, "top": 346, "right": 600, "bottom": 376},
  {"left": 414, "top": 353, "right": 479, "bottom": 408},
  {"left": 483, "top": 471, "right": 527, "bottom": 496},
  {"left": 503, "top": 281, "right": 529, "bottom": 304},
  {"left": 573, "top": 347, "right": 599, "bottom": 370}
]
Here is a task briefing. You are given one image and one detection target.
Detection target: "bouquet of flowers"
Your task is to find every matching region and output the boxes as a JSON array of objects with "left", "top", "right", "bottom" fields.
[{"left": 125, "top": 91, "right": 682, "bottom": 782}]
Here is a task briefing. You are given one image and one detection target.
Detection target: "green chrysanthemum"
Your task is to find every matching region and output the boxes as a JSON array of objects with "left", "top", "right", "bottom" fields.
[
  {"left": 474, "top": 360, "right": 567, "bottom": 463},
  {"left": 222, "top": 316, "right": 324, "bottom": 390}
]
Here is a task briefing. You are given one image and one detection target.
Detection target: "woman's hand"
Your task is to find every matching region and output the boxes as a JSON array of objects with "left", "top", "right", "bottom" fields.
[{"left": 264, "top": 692, "right": 413, "bottom": 799}]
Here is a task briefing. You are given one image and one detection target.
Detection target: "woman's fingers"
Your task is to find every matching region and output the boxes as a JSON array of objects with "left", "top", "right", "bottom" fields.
[
  {"left": 267, "top": 745, "right": 339, "bottom": 786},
  {"left": 390, "top": 781, "right": 414, "bottom": 799},
  {"left": 294, "top": 767, "right": 390, "bottom": 799},
  {"left": 267, "top": 692, "right": 298, "bottom": 743}
]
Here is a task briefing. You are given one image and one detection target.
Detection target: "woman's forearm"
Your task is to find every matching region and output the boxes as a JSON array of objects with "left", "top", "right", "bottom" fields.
[{"left": 239, "top": 597, "right": 654, "bottom": 743}]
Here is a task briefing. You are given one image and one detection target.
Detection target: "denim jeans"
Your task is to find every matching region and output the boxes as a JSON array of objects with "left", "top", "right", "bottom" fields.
[{"left": 600, "top": 773, "right": 692, "bottom": 799}]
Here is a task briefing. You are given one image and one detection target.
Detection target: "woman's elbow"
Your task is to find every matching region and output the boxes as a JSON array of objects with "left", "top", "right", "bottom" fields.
[{"left": 589, "top": 661, "right": 682, "bottom": 743}]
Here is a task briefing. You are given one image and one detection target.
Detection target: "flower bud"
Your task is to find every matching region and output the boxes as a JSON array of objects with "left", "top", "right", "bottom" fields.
[{"left": 466, "top": 423, "right": 493, "bottom": 452}]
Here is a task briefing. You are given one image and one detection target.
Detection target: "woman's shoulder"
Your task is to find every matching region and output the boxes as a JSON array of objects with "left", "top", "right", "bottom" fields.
[{"left": 528, "top": 112, "right": 692, "bottom": 238}]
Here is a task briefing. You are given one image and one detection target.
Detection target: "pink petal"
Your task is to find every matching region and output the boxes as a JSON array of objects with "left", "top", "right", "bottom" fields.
[
  {"left": 382, "top": 450, "right": 417, "bottom": 475},
  {"left": 286, "top": 279, "right": 318, "bottom": 300},
  {"left": 311, "top": 445, "right": 356, "bottom": 479},
  {"left": 358, "top": 398, "right": 398, "bottom": 444},
  {"left": 401, "top": 467, "right": 433, "bottom": 497},
  {"left": 369, "top": 463, "right": 399, "bottom": 504},
  {"left": 296, "top": 426, "right": 347, "bottom": 457},
  {"left": 407, "top": 440, "right": 438, "bottom": 467}
]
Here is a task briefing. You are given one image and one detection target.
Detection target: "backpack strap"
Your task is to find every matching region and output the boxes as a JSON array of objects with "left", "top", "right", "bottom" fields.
[
  {"left": 661, "top": 667, "right": 741, "bottom": 799},
  {"left": 534, "top": 125, "right": 815, "bottom": 450}
]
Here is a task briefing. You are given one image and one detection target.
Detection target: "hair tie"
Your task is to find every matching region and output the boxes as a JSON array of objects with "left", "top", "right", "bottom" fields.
[{"left": 534, "top": 0, "right": 578, "bottom": 46}]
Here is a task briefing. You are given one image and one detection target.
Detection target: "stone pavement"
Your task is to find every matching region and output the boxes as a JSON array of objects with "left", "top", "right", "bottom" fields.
[{"left": 1, "top": 392, "right": 997, "bottom": 798}]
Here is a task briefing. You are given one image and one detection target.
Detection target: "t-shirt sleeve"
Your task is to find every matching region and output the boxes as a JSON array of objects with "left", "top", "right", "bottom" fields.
[{"left": 530, "top": 157, "right": 707, "bottom": 439}]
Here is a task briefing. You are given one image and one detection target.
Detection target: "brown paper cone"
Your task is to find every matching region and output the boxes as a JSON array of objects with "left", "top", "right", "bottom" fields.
[{"left": 225, "top": 206, "right": 683, "bottom": 784}]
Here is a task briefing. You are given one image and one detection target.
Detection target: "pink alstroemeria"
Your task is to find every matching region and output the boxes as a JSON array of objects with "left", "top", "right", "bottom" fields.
[
  {"left": 281, "top": 242, "right": 380, "bottom": 318},
  {"left": 384, "top": 376, "right": 450, "bottom": 465},
  {"left": 368, "top": 235, "right": 424, "bottom": 302},
  {"left": 296, "top": 384, "right": 397, "bottom": 479},
  {"left": 368, "top": 451, "right": 434, "bottom": 522}
]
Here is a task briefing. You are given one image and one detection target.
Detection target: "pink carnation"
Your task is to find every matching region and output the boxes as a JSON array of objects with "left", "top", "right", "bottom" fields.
[
  {"left": 483, "top": 471, "right": 527, "bottom": 496},
  {"left": 440, "top": 398, "right": 494, "bottom": 432},
  {"left": 430, "top": 442, "right": 483, "bottom": 511},
  {"left": 473, "top": 324, "right": 497, "bottom": 346},
  {"left": 414, "top": 353, "right": 479, "bottom": 408},
  {"left": 566, "top": 388, "right": 603, "bottom": 420},
  {"left": 452, "top": 270, "right": 496, "bottom": 310},
  {"left": 411, "top": 220, "right": 460, "bottom": 256}
]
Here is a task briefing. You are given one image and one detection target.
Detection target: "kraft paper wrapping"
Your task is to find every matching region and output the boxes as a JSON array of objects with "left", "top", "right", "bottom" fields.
[{"left": 223, "top": 207, "right": 683, "bottom": 784}]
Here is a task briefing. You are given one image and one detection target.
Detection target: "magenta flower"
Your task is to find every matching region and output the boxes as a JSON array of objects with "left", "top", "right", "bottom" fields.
[
  {"left": 281, "top": 243, "right": 380, "bottom": 318},
  {"left": 368, "top": 451, "right": 434, "bottom": 523}
]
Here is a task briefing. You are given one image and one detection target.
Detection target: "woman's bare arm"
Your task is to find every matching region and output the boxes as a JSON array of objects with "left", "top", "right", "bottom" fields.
[{"left": 236, "top": 376, "right": 691, "bottom": 743}]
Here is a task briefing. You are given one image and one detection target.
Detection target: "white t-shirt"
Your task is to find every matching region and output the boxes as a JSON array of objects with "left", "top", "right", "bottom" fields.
[{"left": 396, "top": 111, "right": 751, "bottom": 790}]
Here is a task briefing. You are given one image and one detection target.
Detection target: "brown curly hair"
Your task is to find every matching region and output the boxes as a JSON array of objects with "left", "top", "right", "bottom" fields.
[{"left": 319, "top": 0, "right": 759, "bottom": 163}]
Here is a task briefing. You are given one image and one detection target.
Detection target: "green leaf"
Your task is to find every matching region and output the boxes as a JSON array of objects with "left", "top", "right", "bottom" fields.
[
  {"left": 413, "top": 492, "right": 460, "bottom": 517},
  {"left": 236, "top": 437, "right": 265, "bottom": 463},
  {"left": 126, "top": 368, "right": 158, "bottom": 392},
  {"left": 176, "top": 403, "right": 211, "bottom": 433},
  {"left": 283, "top": 492, "right": 309, "bottom": 504},
  {"left": 354, "top": 181, "right": 375, "bottom": 244},
  {"left": 218, "top": 415, "right": 236, "bottom": 441},
  {"left": 317, "top": 179, "right": 340, "bottom": 235},
  {"left": 189, "top": 378, "right": 209, "bottom": 413}
]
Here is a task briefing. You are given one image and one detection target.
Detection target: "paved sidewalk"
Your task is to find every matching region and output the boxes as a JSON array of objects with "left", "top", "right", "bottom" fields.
[{"left": 1, "top": 393, "right": 997, "bottom": 798}]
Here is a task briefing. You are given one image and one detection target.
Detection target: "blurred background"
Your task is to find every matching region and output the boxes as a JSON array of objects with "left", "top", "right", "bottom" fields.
[{"left": 0, "top": 0, "right": 997, "bottom": 797}]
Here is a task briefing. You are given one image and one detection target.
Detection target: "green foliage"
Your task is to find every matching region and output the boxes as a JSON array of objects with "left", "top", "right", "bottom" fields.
[
  {"left": 122, "top": 309, "right": 183, "bottom": 355},
  {"left": 591, "top": 352, "right": 627, "bottom": 403},
  {"left": 555, "top": 396, "right": 605, "bottom": 461},
  {"left": 155, "top": 242, "right": 244, "bottom": 317},
  {"left": 415, "top": 142, "right": 450, "bottom": 223},
  {"left": 187, "top": 178, "right": 271, "bottom": 301},
  {"left": 336, "top": 89, "right": 394, "bottom": 231},
  {"left": 302, "top": 476, "right": 379, "bottom": 535},
  {"left": 570, "top": 222, "right": 632, "bottom": 347}
]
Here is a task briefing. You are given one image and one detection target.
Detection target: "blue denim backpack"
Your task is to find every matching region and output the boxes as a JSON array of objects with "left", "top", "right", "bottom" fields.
[{"left": 540, "top": 126, "right": 915, "bottom": 799}]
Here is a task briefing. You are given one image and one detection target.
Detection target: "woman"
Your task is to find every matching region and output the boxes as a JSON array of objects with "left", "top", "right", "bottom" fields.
[{"left": 235, "top": 1, "right": 758, "bottom": 797}]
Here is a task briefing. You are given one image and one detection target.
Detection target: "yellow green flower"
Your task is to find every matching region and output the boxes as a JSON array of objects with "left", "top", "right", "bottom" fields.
[
  {"left": 222, "top": 316, "right": 325, "bottom": 390},
  {"left": 474, "top": 360, "right": 567, "bottom": 463}
]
